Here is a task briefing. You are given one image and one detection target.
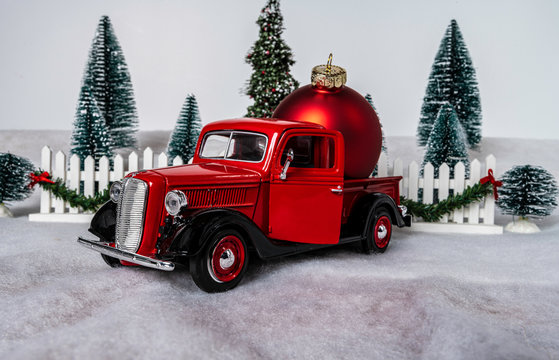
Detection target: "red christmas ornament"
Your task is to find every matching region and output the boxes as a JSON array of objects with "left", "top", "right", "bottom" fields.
[
  {"left": 273, "top": 55, "right": 382, "bottom": 178},
  {"left": 272, "top": 88, "right": 276, "bottom": 92},
  {"left": 261, "top": 70, "right": 266, "bottom": 74}
]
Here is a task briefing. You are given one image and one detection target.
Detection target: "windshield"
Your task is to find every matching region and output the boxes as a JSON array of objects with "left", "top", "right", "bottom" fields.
[{"left": 200, "top": 131, "right": 268, "bottom": 162}]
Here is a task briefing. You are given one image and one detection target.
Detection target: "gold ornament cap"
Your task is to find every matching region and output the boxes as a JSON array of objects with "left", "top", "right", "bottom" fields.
[{"left": 311, "top": 54, "right": 347, "bottom": 89}]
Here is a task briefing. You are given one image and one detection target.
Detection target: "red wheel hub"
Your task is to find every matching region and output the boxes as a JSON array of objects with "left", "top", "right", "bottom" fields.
[
  {"left": 374, "top": 216, "right": 391, "bottom": 248},
  {"left": 210, "top": 235, "right": 245, "bottom": 283}
]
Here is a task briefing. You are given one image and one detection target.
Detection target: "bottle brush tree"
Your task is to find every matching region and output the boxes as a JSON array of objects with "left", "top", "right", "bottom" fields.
[
  {"left": 497, "top": 165, "right": 558, "bottom": 218},
  {"left": 421, "top": 102, "right": 470, "bottom": 178},
  {"left": 70, "top": 85, "right": 113, "bottom": 165},
  {"left": 244, "top": 0, "right": 299, "bottom": 118},
  {"left": 0, "top": 153, "right": 35, "bottom": 216},
  {"left": 78, "top": 15, "right": 139, "bottom": 150},
  {"left": 417, "top": 19, "right": 482, "bottom": 149},
  {"left": 167, "top": 94, "right": 202, "bottom": 164}
]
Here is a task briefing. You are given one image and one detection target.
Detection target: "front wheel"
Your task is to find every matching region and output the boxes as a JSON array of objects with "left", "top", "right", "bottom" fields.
[
  {"left": 101, "top": 254, "right": 122, "bottom": 267},
  {"left": 362, "top": 208, "right": 392, "bottom": 253},
  {"left": 190, "top": 229, "right": 249, "bottom": 293}
]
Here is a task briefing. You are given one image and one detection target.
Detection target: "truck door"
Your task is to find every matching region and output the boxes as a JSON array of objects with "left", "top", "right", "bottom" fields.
[{"left": 269, "top": 130, "right": 344, "bottom": 244}]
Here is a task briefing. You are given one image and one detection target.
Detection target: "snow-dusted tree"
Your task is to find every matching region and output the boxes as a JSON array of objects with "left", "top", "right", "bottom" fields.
[
  {"left": 498, "top": 165, "right": 558, "bottom": 218},
  {"left": 81, "top": 15, "right": 138, "bottom": 149},
  {"left": 0, "top": 153, "right": 35, "bottom": 216},
  {"left": 417, "top": 19, "right": 481, "bottom": 149},
  {"left": 421, "top": 103, "right": 469, "bottom": 177},
  {"left": 167, "top": 94, "right": 202, "bottom": 164},
  {"left": 244, "top": 0, "right": 299, "bottom": 118},
  {"left": 365, "top": 93, "right": 387, "bottom": 177},
  {"left": 70, "top": 85, "right": 113, "bottom": 164}
]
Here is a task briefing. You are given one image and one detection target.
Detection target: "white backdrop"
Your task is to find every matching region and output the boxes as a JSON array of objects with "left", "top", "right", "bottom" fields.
[{"left": 0, "top": 0, "right": 557, "bottom": 139}]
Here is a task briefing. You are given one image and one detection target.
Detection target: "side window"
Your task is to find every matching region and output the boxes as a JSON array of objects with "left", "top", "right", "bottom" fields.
[{"left": 280, "top": 135, "right": 335, "bottom": 169}]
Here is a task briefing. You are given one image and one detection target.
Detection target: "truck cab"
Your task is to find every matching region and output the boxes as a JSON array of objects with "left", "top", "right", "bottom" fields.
[{"left": 79, "top": 118, "right": 410, "bottom": 292}]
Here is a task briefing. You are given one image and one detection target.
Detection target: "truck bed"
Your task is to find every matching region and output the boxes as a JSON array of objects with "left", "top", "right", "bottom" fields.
[{"left": 341, "top": 176, "right": 402, "bottom": 224}]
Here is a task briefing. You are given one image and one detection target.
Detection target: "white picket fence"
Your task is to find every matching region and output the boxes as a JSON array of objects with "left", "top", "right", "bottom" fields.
[
  {"left": 375, "top": 152, "right": 503, "bottom": 234},
  {"left": 28, "top": 146, "right": 185, "bottom": 222},
  {"left": 29, "top": 147, "right": 503, "bottom": 234}
]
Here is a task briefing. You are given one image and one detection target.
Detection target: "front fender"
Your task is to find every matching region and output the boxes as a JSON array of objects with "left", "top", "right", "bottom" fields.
[
  {"left": 89, "top": 201, "right": 117, "bottom": 243},
  {"left": 169, "top": 208, "right": 269, "bottom": 258}
]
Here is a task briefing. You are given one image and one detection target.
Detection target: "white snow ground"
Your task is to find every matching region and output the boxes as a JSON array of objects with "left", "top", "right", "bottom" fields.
[{"left": 1, "top": 131, "right": 559, "bottom": 359}]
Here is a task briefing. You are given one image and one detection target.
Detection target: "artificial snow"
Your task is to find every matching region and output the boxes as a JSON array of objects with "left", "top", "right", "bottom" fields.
[{"left": 1, "top": 131, "right": 559, "bottom": 359}]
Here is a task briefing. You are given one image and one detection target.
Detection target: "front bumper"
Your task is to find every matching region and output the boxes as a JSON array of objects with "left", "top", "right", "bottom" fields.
[{"left": 77, "top": 237, "right": 175, "bottom": 271}]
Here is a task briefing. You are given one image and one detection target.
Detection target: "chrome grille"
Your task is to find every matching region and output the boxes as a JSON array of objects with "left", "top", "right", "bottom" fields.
[{"left": 115, "top": 178, "right": 148, "bottom": 253}]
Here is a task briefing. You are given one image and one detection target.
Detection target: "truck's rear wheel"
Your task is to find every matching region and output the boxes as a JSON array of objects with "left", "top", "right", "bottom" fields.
[
  {"left": 190, "top": 229, "right": 249, "bottom": 293},
  {"left": 363, "top": 208, "right": 392, "bottom": 253}
]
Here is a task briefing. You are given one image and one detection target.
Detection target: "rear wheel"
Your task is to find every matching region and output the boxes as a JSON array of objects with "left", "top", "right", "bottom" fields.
[
  {"left": 362, "top": 208, "right": 392, "bottom": 253},
  {"left": 190, "top": 229, "right": 249, "bottom": 293}
]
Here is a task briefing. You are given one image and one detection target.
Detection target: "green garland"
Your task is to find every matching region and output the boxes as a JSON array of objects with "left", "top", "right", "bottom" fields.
[
  {"left": 31, "top": 170, "right": 494, "bottom": 220},
  {"left": 32, "top": 171, "right": 110, "bottom": 212},
  {"left": 400, "top": 182, "right": 493, "bottom": 222}
]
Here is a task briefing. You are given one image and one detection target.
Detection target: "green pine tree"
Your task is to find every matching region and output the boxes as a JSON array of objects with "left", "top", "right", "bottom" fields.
[
  {"left": 365, "top": 93, "right": 387, "bottom": 177},
  {"left": 417, "top": 19, "right": 482, "bottom": 149},
  {"left": 421, "top": 103, "right": 470, "bottom": 178},
  {"left": 497, "top": 165, "right": 558, "bottom": 218},
  {"left": 167, "top": 94, "right": 202, "bottom": 164},
  {"left": 244, "top": 0, "right": 299, "bottom": 118},
  {"left": 70, "top": 85, "right": 113, "bottom": 164},
  {"left": 0, "top": 153, "right": 35, "bottom": 205},
  {"left": 81, "top": 15, "right": 138, "bottom": 149}
]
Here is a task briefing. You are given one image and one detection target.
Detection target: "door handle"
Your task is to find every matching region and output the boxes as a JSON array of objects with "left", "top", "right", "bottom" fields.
[{"left": 331, "top": 186, "right": 343, "bottom": 195}]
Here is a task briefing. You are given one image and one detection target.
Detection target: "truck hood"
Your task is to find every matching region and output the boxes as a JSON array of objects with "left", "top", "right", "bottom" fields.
[{"left": 148, "top": 163, "right": 262, "bottom": 187}]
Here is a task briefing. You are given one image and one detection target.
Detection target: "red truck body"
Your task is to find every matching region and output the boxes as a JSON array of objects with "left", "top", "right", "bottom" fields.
[{"left": 79, "top": 118, "right": 410, "bottom": 292}]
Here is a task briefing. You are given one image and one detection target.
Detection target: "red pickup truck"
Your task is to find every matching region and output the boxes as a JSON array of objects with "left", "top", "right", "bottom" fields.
[{"left": 79, "top": 118, "right": 410, "bottom": 292}]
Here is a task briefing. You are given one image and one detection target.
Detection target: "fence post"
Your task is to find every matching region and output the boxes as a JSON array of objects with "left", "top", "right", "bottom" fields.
[
  {"left": 423, "top": 162, "right": 434, "bottom": 204},
  {"left": 468, "top": 159, "right": 481, "bottom": 224},
  {"left": 438, "top": 163, "right": 450, "bottom": 223},
  {"left": 172, "top": 156, "right": 183, "bottom": 166},
  {"left": 143, "top": 147, "right": 154, "bottom": 170},
  {"left": 99, "top": 156, "right": 110, "bottom": 194},
  {"left": 453, "top": 162, "right": 465, "bottom": 223},
  {"left": 393, "top": 158, "right": 403, "bottom": 195},
  {"left": 408, "top": 161, "right": 419, "bottom": 201},
  {"left": 84, "top": 156, "right": 95, "bottom": 198},
  {"left": 483, "top": 155, "right": 497, "bottom": 225},
  {"left": 113, "top": 154, "right": 124, "bottom": 181},
  {"left": 158, "top": 153, "right": 168, "bottom": 168},
  {"left": 53, "top": 151, "right": 66, "bottom": 214},
  {"left": 377, "top": 152, "right": 388, "bottom": 177},
  {"left": 40, "top": 146, "right": 52, "bottom": 214},
  {"left": 69, "top": 154, "right": 81, "bottom": 214},
  {"left": 128, "top": 152, "right": 139, "bottom": 174}
]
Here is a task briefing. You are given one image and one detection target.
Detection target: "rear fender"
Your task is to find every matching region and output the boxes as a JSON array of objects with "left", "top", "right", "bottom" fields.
[{"left": 363, "top": 193, "right": 406, "bottom": 237}]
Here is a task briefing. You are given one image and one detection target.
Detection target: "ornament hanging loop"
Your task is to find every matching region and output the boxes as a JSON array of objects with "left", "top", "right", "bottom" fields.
[{"left": 326, "top": 53, "right": 333, "bottom": 74}]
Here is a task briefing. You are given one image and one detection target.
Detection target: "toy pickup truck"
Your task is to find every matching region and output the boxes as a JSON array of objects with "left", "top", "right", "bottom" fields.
[{"left": 78, "top": 118, "right": 411, "bottom": 292}]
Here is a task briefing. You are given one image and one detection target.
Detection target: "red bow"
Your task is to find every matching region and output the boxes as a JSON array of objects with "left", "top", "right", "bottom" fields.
[
  {"left": 480, "top": 169, "right": 503, "bottom": 200},
  {"left": 28, "top": 171, "right": 54, "bottom": 189}
]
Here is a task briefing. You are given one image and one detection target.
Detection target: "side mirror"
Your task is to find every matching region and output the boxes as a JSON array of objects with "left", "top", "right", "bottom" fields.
[{"left": 280, "top": 148, "right": 294, "bottom": 180}]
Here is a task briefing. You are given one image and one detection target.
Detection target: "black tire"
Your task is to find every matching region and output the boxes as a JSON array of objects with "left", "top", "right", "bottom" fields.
[
  {"left": 101, "top": 254, "right": 122, "bottom": 267},
  {"left": 362, "top": 208, "right": 392, "bottom": 253},
  {"left": 190, "top": 228, "right": 249, "bottom": 293}
]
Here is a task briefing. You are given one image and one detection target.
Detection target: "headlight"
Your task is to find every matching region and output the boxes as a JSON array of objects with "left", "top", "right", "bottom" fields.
[
  {"left": 165, "top": 190, "right": 188, "bottom": 216},
  {"left": 110, "top": 181, "right": 122, "bottom": 203}
]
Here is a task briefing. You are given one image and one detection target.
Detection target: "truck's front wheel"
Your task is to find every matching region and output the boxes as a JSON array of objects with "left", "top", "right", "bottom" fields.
[{"left": 190, "top": 229, "right": 249, "bottom": 293}]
